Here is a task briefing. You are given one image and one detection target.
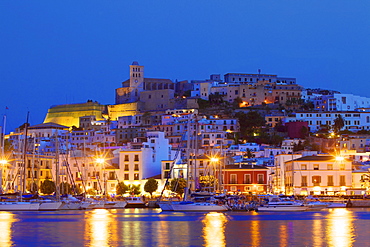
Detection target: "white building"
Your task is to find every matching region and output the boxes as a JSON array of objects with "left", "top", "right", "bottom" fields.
[
  {"left": 287, "top": 111, "right": 370, "bottom": 132},
  {"left": 117, "top": 131, "right": 175, "bottom": 191},
  {"left": 315, "top": 94, "right": 370, "bottom": 112}
]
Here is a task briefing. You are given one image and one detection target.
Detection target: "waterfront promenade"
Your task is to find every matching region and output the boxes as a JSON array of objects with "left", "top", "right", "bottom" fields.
[{"left": 1, "top": 208, "right": 369, "bottom": 246}]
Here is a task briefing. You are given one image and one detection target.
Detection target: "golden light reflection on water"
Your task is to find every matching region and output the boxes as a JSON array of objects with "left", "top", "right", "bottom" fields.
[
  {"left": 312, "top": 213, "right": 324, "bottom": 247},
  {"left": 86, "top": 209, "right": 115, "bottom": 247},
  {"left": 0, "top": 212, "right": 16, "bottom": 247},
  {"left": 279, "top": 224, "right": 288, "bottom": 247},
  {"left": 326, "top": 208, "right": 354, "bottom": 247},
  {"left": 202, "top": 212, "right": 228, "bottom": 247},
  {"left": 250, "top": 220, "right": 260, "bottom": 247}
]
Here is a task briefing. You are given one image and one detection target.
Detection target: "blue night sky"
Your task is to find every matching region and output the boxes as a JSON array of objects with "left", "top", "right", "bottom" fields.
[{"left": 1, "top": 1, "right": 369, "bottom": 132}]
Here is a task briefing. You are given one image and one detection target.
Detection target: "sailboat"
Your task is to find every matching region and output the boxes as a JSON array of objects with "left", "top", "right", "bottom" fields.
[
  {"left": 0, "top": 112, "right": 40, "bottom": 211},
  {"left": 158, "top": 114, "right": 229, "bottom": 212}
]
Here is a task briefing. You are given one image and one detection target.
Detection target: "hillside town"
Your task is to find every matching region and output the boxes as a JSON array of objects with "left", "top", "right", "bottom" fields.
[{"left": 1, "top": 61, "right": 370, "bottom": 200}]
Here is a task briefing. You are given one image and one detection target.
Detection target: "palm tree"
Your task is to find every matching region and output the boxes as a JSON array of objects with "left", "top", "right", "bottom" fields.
[{"left": 333, "top": 115, "right": 345, "bottom": 133}]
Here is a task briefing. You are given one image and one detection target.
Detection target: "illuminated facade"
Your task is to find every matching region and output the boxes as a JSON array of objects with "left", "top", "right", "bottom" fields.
[
  {"left": 43, "top": 102, "right": 105, "bottom": 128},
  {"left": 222, "top": 164, "right": 269, "bottom": 194},
  {"left": 285, "top": 155, "right": 352, "bottom": 196}
]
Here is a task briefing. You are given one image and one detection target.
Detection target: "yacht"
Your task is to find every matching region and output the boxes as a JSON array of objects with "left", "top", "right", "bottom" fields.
[
  {"left": 125, "top": 197, "right": 147, "bottom": 208},
  {"left": 169, "top": 201, "right": 229, "bottom": 212},
  {"left": 257, "top": 195, "right": 308, "bottom": 212},
  {"left": 0, "top": 201, "right": 40, "bottom": 211}
]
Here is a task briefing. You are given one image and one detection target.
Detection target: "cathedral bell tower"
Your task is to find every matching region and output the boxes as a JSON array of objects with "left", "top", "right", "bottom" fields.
[{"left": 129, "top": 61, "right": 145, "bottom": 92}]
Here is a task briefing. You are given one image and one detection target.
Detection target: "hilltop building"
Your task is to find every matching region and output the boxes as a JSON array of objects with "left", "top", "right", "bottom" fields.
[{"left": 43, "top": 101, "right": 105, "bottom": 128}]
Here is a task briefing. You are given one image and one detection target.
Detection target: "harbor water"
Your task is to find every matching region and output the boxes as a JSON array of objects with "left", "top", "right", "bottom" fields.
[{"left": 1, "top": 208, "right": 369, "bottom": 246}]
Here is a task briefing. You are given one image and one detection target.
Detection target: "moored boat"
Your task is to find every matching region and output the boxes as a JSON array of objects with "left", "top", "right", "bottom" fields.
[
  {"left": 169, "top": 201, "right": 229, "bottom": 212},
  {"left": 125, "top": 197, "right": 147, "bottom": 208},
  {"left": 257, "top": 195, "right": 308, "bottom": 212},
  {"left": 0, "top": 201, "right": 40, "bottom": 211}
]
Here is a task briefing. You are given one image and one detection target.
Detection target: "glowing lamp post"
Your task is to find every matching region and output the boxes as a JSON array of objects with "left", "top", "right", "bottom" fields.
[{"left": 210, "top": 157, "right": 220, "bottom": 192}]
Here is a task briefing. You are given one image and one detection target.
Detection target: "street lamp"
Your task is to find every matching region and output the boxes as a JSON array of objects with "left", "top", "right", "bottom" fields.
[{"left": 209, "top": 156, "right": 220, "bottom": 192}]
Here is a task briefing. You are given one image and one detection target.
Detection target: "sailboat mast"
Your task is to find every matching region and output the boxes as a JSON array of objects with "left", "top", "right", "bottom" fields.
[
  {"left": 1, "top": 114, "right": 5, "bottom": 156},
  {"left": 55, "top": 134, "right": 60, "bottom": 201},
  {"left": 21, "top": 112, "right": 30, "bottom": 198}
]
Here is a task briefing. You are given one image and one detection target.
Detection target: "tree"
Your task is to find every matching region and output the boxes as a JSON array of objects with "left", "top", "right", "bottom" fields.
[
  {"left": 333, "top": 115, "right": 345, "bottom": 133},
  {"left": 144, "top": 178, "right": 158, "bottom": 197},
  {"left": 232, "top": 97, "right": 243, "bottom": 109},
  {"left": 244, "top": 148, "right": 255, "bottom": 159},
  {"left": 235, "top": 111, "right": 266, "bottom": 139},
  {"left": 40, "top": 179, "right": 56, "bottom": 195},
  {"left": 59, "top": 182, "right": 72, "bottom": 195},
  {"left": 86, "top": 188, "right": 97, "bottom": 196},
  {"left": 28, "top": 182, "right": 38, "bottom": 194},
  {"left": 293, "top": 141, "right": 305, "bottom": 152},
  {"left": 169, "top": 178, "right": 187, "bottom": 197},
  {"left": 116, "top": 182, "right": 129, "bottom": 195},
  {"left": 199, "top": 175, "right": 215, "bottom": 189},
  {"left": 128, "top": 184, "right": 141, "bottom": 195}
]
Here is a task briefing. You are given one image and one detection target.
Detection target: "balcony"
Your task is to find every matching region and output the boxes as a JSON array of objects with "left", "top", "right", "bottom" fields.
[
  {"left": 301, "top": 183, "right": 307, "bottom": 187},
  {"left": 229, "top": 180, "right": 237, "bottom": 184}
]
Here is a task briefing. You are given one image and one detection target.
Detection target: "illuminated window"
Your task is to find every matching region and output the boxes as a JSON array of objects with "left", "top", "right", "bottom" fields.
[
  {"left": 244, "top": 174, "right": 251, "bottom": 184},
  {"left": 340, "top": 175, "right": 346, "bottom": 186},
  {"left": 257, "top": 174, "right": 264, "bottom": 184},
  {"left": 230, "top": 174, "right": 237, "bottom": 184},
  {"left": 312, "top": 176, "right": 321, "bottom": 186},
  {"left": 328, "top": 175, "right": 334, "bottom": 186}
]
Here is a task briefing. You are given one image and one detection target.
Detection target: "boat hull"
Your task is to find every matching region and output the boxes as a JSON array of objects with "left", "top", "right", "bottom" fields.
[
  {"left": 257, "top": 205, "right": 308, "bottom": 212},
  {"left": 170, "top": 202, "right": 229, "bottom": 212},
  {"left": 158, "top": 201, "right": 174, "bottom": 211},
  {"left": 0, "top": 202, "right": 40, "bottom": 211},
  {"left": 39, "top": 202, "right": 63, "bottom": 211}
]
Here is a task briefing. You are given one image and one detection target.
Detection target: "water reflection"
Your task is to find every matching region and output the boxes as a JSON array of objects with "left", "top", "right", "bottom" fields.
[
  {"left": 250, "top": 220, "right": 261, "bottom": 247},
  {"left": 202, "top": 212, "right": 228, "bottom": 247},
  {"left": 279, "top": 224, "right": 288, "bottom": 247},
  {"left": 86, "top": 209, "right": 115, "bottom": 247},
  {"left": 0, "top": 212, "right": 16, "bottom": 247},
  {"left": 312, "top": 213, "right": 324, "bottom": 247},
  {"left": 326, "top": 208, "right": 354, "bottom": 247}
]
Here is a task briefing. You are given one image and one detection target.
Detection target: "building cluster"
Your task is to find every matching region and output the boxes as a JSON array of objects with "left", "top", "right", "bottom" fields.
[{"left": 1, "top": 61, "right": 370, "bottom": 197}]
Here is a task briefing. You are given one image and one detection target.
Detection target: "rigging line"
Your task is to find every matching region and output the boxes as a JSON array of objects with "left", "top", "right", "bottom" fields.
[
  {"left": 158, "top": 130, "right": 187, "bottom": 201},
  {"left": 58, "top": 141, "right": 78, "bottom": 194},
  {"left": 70, "top": 148, "right": 87, "bottom": 195}
]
